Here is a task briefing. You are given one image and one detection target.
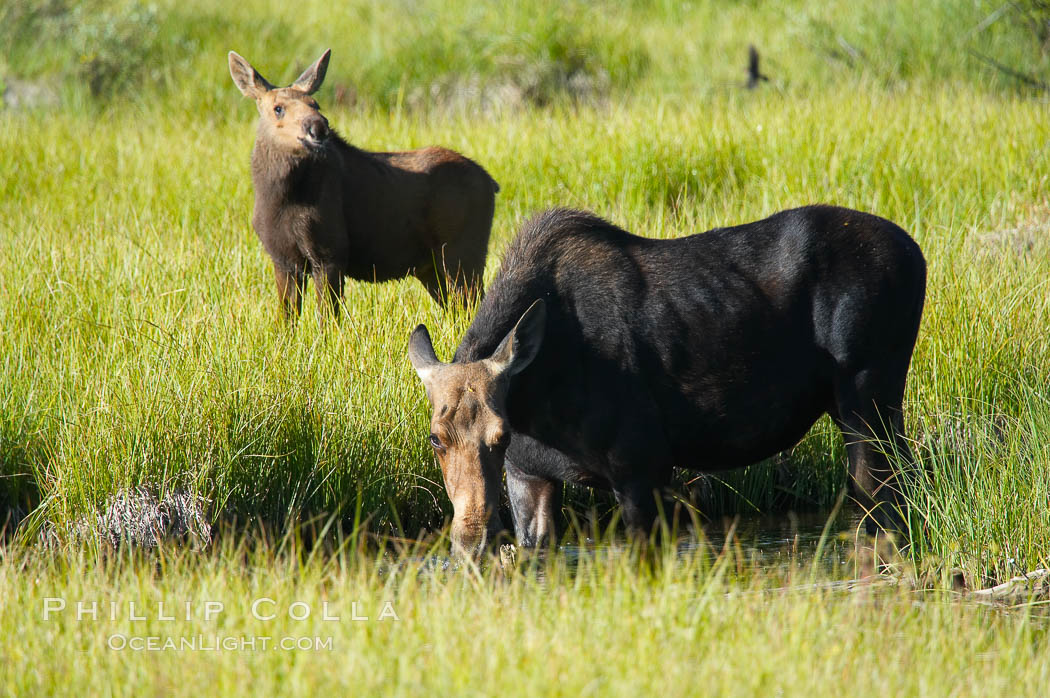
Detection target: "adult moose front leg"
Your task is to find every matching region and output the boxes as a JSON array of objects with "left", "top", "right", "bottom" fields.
[
  {"left": 504, "top": 434, "right": 584, "bottom": 547},
  {"left": 607, "top": 411, "right": 673, "bottom": 542},
  {"left": 505, "top": 459, "right": 560, "bottom": 548},
  {"left": 612, "top": 479, "right": 662, "bottom": 541}
]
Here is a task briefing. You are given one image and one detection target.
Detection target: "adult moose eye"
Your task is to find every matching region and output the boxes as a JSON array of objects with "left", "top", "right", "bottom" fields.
[
  {"left": 429, "top": 434, "right": 444, "bottom": 450},
  {"left": 273, "top": 105, "right": 284, "bottom": 117}
]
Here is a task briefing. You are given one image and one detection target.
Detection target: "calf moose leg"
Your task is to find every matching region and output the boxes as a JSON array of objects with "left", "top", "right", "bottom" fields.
[
  {"left": 274, "top": 264, "right": 306, "bottom": 320},
  {"left": 506, "top": 460, "right": 560, "bottom": 548},
  {"left": 414, "top": 259, "right": 449, "bottom": 307},
  {"left": 439, "top": 240, "right": 487, "bottom": 307},
  {"left": 312, "top": 264, "right": 344, "bottom": 318}
]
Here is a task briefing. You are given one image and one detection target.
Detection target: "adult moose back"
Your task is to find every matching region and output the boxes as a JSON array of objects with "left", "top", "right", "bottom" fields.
[
  {"left": 408, "top": 206, "right": 927, "bottom": 552},
  {"left": 229, "top": 49, "right": 499, "bottom": 318}
]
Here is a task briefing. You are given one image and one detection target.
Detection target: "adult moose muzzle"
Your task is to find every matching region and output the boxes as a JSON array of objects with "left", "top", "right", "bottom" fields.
[
  {"left": 228, "top": 49, "right": 499, "bottom": 319},
  {"left": 409, "top": 207, "right": 927, "bottom": 552}
]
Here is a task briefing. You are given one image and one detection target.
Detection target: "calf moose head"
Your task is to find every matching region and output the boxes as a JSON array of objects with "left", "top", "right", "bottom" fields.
[
  {"left": 228, "top": 49, "right": 332, "bottom": 153},
  {"left": 408, "top": 300, "right": 547, "bottom": 553}
]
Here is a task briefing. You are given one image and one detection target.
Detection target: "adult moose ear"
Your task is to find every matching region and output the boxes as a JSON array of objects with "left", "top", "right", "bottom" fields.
[
  {"left": 408, "top": 324, "right": 442, "bottom": 382},
  {"left": 487, "top": 299, "right": 546, "bottom": 378},
  {"left": 228, "top": 51, "right": 274, "bottom": 99},
  {"left": 292, "top": 49, "right": 331, "bottom": 94}
]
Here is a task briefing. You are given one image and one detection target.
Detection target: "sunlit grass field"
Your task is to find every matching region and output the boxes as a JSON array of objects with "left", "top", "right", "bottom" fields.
[
  {"left": 1, "top": 0, "right": 1049, "bottom": 692},
  {"left": 2, "top": 538, "right": 1049, "bottom": 696}
]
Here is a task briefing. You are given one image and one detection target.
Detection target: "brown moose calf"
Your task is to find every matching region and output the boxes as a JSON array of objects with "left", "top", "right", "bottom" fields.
[{"left": 229, "top": 49, "right": 499, "bottom": 318}]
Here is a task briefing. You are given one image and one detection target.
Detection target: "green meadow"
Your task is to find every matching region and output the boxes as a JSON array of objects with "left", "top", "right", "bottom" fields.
[
  {"left": 1, "top": 0, "right": 1049, "bottom": 693},
  {"left": 2, "top": 539, "right": 1049, "bottom": 696}
]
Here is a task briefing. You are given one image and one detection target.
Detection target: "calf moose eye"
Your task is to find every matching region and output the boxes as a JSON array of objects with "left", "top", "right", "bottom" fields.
[
  {"left": 273, "top": 105, "right": 284, "bottom": 118},
  {"left": 429, "top": 434, "right": 443, "bottom": 450}
]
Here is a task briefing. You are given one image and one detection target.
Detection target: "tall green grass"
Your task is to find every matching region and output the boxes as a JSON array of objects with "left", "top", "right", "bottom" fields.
[
  {"left": 2, "top": 1, "right": 1049, "bottom": 693},
  {"left": 2, "top": 537, "right": 1049, "bottom": 696},
  {"left": 0, "top": 0, "right": 1048, "bottom": 582}
]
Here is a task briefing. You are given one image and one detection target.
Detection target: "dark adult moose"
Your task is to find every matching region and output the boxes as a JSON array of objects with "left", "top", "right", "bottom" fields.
[{"left": 409, "top": 207, "right": 926, "bottom": 552}]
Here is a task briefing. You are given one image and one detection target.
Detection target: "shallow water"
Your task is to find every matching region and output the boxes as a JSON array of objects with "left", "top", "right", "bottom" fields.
[
  {"left": 392, "top": 504, "right": 871, "bottom": 578},
  {"left": 558, "top": 505, "right": 869, "bottom": 576}
]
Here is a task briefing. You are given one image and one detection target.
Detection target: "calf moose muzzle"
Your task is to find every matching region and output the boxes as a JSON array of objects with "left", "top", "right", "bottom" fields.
[{"left": 300, "top": 115, "right": 329, "bottom": 148}]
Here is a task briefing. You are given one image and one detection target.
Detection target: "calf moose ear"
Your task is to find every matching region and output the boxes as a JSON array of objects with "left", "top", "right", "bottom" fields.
[
  {"left": 292, "top": 49, "right": 331, "bottom": 94},
  {"left": 228, "top": 51, "right": 274, "bottom": 99},
  {"left": 408, "top": 324, "right": 441, "bottom": 381},
  {"left": 488, "top": 299, "right": 546, "bottom": 378}
]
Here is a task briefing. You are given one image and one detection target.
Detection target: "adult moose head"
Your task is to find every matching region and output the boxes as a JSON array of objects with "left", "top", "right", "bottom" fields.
[
  {"left": 229, "top": 49, "right": 499, "bottom": 319},
  {"left": 409, "top": 300, "right": 546, "bottom": 553},
  {"left": 409, "top": 207, "right": 927, "bottom": 553}
]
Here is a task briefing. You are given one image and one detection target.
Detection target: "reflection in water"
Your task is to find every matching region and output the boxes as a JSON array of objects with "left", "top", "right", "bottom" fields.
[
  {"left": 392, "top": 504, "right": 872, "bottom": 579},
  {"left": 558, "top": 504, "right": 869, "bottom": 578},
  {"left": 386, "top": 509, "right": 1050, "bottom": 616}
]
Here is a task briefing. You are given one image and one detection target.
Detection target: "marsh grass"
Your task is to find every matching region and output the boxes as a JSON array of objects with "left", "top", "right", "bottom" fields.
[
  {"left": 2, "top": 529, "right": 1050, "bottom": 696},
  {"left": 0, "top": 0, "right": 1048, "bottom": 591},
  {"left": 2, "top": 4, "right": 1050, "bottom": 691},
  {"left": 5, "top": 85, "right": 1048, "bottom": 576}
]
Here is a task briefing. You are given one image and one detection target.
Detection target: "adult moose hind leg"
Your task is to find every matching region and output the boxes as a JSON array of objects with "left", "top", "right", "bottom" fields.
[
  {"left": 818, "top": 212, "right": 925, "bottom": 537},
  {"left": 831, "top": 365, "right": 916, "bottom": 536}
]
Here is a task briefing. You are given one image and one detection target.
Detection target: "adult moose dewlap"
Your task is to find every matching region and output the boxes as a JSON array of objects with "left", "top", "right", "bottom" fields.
[
  {"left": 228, "top": 49, "right": 499, "bottom": 319},
  {"left": 409, "top": 207, "right": 926, "bottom": 554}
]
